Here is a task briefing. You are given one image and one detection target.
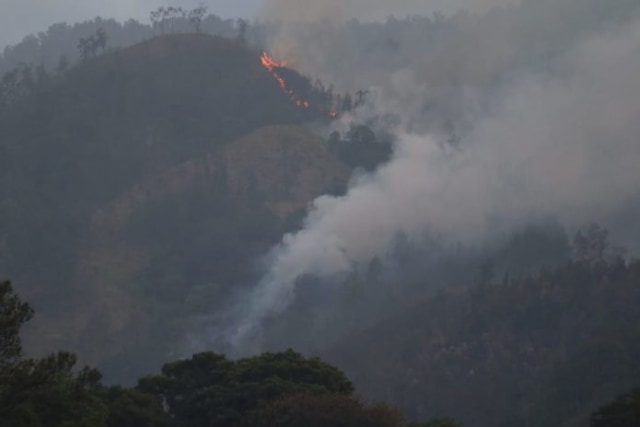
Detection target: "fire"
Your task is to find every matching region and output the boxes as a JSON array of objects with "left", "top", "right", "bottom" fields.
[
  {"left": 260, "top": 51, "right": 286, "bottom": 70},
  {"left": 260, "top": 52, "right": 337, "bottom": 118},
  {"left": 260, "top": 52, "right": 308, "bottom": 109}
]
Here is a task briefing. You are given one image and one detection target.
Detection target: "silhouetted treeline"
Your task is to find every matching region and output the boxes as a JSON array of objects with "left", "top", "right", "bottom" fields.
[
  {"left": 0, "top": 280, "right": 456, "bottom": 426},
  {"left": 0, "top": 14, "right": 242, "bottom": 77}
]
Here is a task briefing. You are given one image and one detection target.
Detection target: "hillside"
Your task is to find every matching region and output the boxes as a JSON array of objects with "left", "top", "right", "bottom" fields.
[
  {"left": 2, "top": 16, "right": 640, "bottom": 427},
  {"left": 13, "top": 123, "right": 348, "bottom": 382},
  {"left": 1, "top": 33, "right": 317, "bottom": 206},
  {"left": 326, "top": 257, "right": 640, "bottom": 427},
  {"left": 0, "top": 34, "right": 348, "bottom": 381}
]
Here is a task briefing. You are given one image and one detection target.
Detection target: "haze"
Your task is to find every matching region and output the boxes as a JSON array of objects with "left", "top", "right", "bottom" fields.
[
  {"left": 0, "top": 0, "right": 262, "bottom": 48},
  {"left": 0, "top": 0, "right": 518, "bottom": 50}
]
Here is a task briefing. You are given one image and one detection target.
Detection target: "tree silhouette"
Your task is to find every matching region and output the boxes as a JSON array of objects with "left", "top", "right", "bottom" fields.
[
  {"left": 96, "top": 28, "right": 108, "bottom": 53},
  {"left": 77, "top": 28, "right": 108, "bottom": 59},
  {"left": 237, "top": 18, "right": 248, "bottom": 42},
  {"left": 0, "top": 281, "right": 33, "bottom": 370},
  {"left": 189, "top": 5, "right": 208, "bottom": 33}
]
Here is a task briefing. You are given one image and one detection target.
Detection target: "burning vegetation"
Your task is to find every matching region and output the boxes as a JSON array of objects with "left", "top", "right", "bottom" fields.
[{"left": 260, "top": 51, "right": 339, "bottom": 118}]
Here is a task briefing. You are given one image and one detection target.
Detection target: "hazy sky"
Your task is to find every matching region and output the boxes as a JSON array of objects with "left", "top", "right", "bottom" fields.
[
  {"left": 0, "top": 0, "right": 263, "bottom": 48},
  {"left": 0, "top": 0, "right": 515, "bottom": 50}
]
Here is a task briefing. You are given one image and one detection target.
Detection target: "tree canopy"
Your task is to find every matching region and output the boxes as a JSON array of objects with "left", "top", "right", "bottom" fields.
[
  {"left": 590, "top": 388, "right": 640, "bottom": 427},
  {"left": 0, "top": 280, "right": 33, "bottom": 369},
  {"left": 137, "top": 349, "right": 354, "bottom": 427}
]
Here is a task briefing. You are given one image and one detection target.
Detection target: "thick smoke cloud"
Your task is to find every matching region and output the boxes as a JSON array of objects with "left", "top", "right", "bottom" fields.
[
  {"left": 218, "top": 0, "right": 640, "bottom": 351},
  {"left": 260, "top": 0, "right": 640, "bottom": 117},
  {"left": 233, "top": 24, "right": 640, "bottom": 347},
  {"left": 260, "top": 0, "right": 519, "bottom": 92}
]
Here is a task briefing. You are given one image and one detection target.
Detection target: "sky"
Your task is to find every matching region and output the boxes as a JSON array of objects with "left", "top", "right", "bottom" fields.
[
  {"left": 0, "top": 0, "right": 263, "bottom": 48},
  {"left": 0, "top": 0, "right": 514, "bottom": 51}
]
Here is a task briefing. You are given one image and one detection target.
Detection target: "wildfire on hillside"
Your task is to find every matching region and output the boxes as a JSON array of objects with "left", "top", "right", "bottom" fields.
[{"left": 260, "top": 52, "right": 338, "bottom": 118}]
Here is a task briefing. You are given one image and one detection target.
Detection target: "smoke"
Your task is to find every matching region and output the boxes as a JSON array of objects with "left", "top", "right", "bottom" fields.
[
  {"left": 261, "top": 0, "right": 517, "bottom": 22},
  {"left": 217, "top": 0, "right": 640, "bottom": 351}
]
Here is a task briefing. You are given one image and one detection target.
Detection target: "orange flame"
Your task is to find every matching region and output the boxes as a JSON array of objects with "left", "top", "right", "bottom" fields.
[
  {"left": 260, "top": 52, "right": 286, "bottom": 70},
  {"left": 260, "top": 52, "right": 337, "bottom": 118}
]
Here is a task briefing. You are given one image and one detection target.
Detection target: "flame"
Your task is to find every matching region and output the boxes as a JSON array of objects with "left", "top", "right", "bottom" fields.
[
  {"left": 260, "top": 52, "right": 337, "bottom": 118},
  {"left": 260, "top": 51, "right": 286, "bottom": 70}
]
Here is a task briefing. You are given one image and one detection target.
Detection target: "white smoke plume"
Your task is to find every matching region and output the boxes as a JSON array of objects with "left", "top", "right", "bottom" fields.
[{"left": 223, "top": 1, "right": 640, "bottom": 351}]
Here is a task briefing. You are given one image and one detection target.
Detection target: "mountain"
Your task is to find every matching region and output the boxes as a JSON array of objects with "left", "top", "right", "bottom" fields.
[
  {"left": 326, "top": 256, "right": 640, "bottom": 427},
  {"left": 0, "top": 16, "right": 240, "bottom": 77},
  {"left": 0, "top": 33, "right": 348, "bottom": 381},
  {"left": 3, "top": 25, "right": 640, "bottom": 427}
]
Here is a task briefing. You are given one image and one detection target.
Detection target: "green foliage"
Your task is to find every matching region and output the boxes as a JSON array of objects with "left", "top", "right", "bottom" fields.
[
  {"left": 242, "top": 394, "right": 406, "bottom": 427},
  {"left": 138, "top": 349, "right": 354, "bottom": 427},
  {"left": 235, "top": 350, "right": 354, "bottom": 395},
  {"left": 0, "top": 284, "right": 107, "bottom": 427},
  {"left": 590, "top": 388, "right": 640, "bottom": 427},
  {"left": 0, "top": 281, "right": 33, "bottom": 369},
  {"left": 0, "top": 352, "right": 107, "bottom": 427},
  {"left": 100, "top": 386, "right": 170, "bottom": 427},
  {"left": 0, "top": 283, "right": 455, "bottom": 427}
]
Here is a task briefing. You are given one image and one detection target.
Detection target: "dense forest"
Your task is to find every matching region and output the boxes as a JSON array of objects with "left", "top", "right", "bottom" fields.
[
  {"left": 1, "top": 280, "right": 450, "bottom": 427},
  {"left": 1, "top": 1, "right": 640, "bottom": 426},
  {"left": 1, "top": 280, "right": 639, "bottom": 426}
]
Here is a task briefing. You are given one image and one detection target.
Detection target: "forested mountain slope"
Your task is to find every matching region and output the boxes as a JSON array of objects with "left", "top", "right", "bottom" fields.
[
  {"left": 0, "top": 33, "right": 346, "bottom": 381},
  {"left": 327, "top": 255, "right": 640, "bottom": 427},
  {"left": 2, "top": 24, "right": 639, "bottom": 427}
]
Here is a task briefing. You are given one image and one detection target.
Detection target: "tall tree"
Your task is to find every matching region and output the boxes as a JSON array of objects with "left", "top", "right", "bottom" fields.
[
  {"left": 189, "top": 5, "right": 208, "bottom": 33},
  {"left": 0, "top": 281, "right": 33, "bottom": 370},
  {"left": 0, "top": 282, "right": 108, "bottom": 426},
  {"left": 96, "top": 28, "right": 108, "bottom": 53}
]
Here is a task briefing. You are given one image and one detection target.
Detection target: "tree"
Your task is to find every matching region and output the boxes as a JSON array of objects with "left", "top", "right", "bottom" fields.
[
  {"left": 342, "top": 93, "right": 354, "bottom": 111},
  {"left": 150, "top": 7, "right": 166, "bottom": 34},
  {"left": 166, "top": 7, "right": 185, "bottom": 33},
  {"left": 56, "top": 55, "right": 70, "bottom": 75},
  {"left": 0, "top": 352, "right": 107, "bottom": 427},
  {"left": 150, "top": 7, "right": 180, "bottom": 34},
  {"left": 138, "top": 349, "right": 354, "bottom": 427},
  {"left": 0, "top": 64, "right": 36, "bottom": 106},
  {"left": 573, "top": 223, "right": 609, "bottom": 265},
  {"left": 78, "top": 35, "right": 97, "bottom": 59},
  {"left": 77, "top": 28, "right": 109, "bottom": 60},
  {"left": 0, "top": 282, "right": 108, "bottom": 427},
  {"left": 0, "top": 281, "right": 33, "bottom": 370},
  {"left": 189, "top": 5, "right": 208, "bottom": 33},
  {"left": 96, "top": 27, "right": 108, "bottom": 53},
  {"left": 237, "top": 18, "right": 248, "bottom": 42},
  {"left": 241, "top": 393, "right": 406, "bottom": 427},
  {"left": 590, "top": 388, "right": 640, "bottom": 427},
  {"left": 100, "top": 386, "right": 170, "bottom": 427}
]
